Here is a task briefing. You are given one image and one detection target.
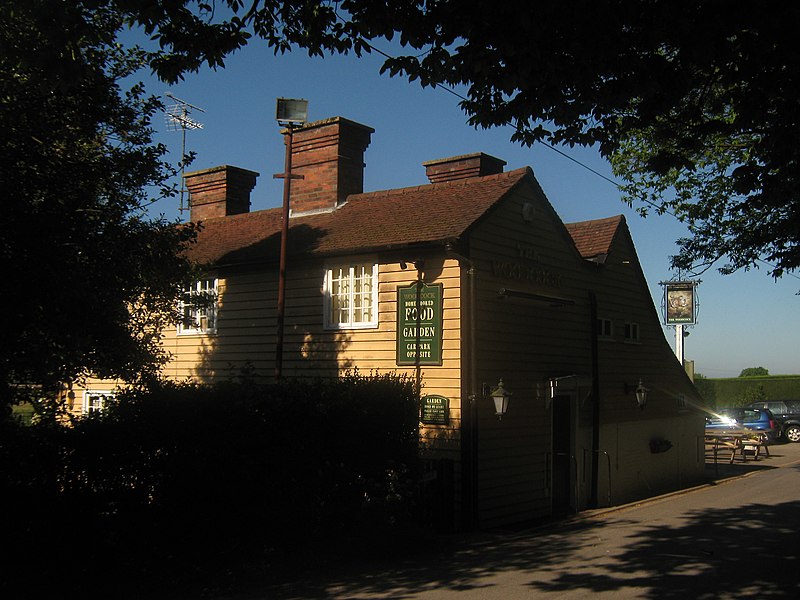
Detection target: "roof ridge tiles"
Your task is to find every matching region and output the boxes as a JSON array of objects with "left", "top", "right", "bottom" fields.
[
  {"left": 186, "top": 165, "right": 540, "bottom": 265},
  {"left": 565, "top": 214, "right": 625, "bottom": 227},
  {"left": 352, "top": 166, "right": 529, "bottom": 202}
]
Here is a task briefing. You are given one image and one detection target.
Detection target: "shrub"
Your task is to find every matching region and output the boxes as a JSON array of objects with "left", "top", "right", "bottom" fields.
[
  {"left": 0, "top": 373, "right": 421, "bottom": 596},
  {"left": 698, "top": 375, "right": 800, "bottom": 409}
]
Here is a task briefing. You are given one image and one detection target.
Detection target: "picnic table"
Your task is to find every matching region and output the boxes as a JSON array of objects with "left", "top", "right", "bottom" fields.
[{"left": 705, "top": 429, "right": 770, "bottom": 464}]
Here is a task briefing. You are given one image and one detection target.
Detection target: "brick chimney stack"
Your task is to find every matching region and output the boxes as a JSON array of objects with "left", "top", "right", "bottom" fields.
[
  {"left": 288, "top": 117, "right": 374, "bottom": 214},
  {"left": 423, "top": 153, "right": 506, "bottom": 184},
  {"left": 185, "top": 165, "right": 259, "bottom": 222}
]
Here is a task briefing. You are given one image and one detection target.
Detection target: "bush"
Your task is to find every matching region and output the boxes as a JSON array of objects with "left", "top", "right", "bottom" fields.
[
  {"left": 698, "top": 375, "right": 800, "bottom": 408},
  {"left": 0, "top": 373, "right": 421, "bottom": 597}
]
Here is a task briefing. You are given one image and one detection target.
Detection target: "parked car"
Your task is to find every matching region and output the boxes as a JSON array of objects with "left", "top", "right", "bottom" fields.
[
  {"left": 748, "top": 400, "right": 800, "bottom": 443},
  {"left": 705, "top": 407, "right": 779, "bottom": 442}
]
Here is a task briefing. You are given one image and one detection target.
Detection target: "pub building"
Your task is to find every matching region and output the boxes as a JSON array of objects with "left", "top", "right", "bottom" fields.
[{"left": 78, "top": 116, "right": 706, "bottom": 530}]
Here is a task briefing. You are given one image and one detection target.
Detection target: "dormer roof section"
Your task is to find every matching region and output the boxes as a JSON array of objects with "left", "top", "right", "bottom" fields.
[{"left": 565, "top": 215, "right": 626, "bottom": 263}]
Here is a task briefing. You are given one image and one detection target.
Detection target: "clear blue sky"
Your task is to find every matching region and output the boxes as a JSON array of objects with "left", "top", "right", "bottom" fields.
[{"left": 132, "top": 35, "right": 799, "bottom": 379}]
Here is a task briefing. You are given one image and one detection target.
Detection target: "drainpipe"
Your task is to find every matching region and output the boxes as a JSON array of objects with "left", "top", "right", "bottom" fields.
[
  {"left": 446, "top": 243, "right": 479, "bottom": 530},
  {"left": 589, "top": 290, "right": 601, "bottom": 508}
]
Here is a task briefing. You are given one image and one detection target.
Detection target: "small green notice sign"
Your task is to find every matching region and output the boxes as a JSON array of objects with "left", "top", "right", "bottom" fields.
[
  {"left": 421, "top": 395, "right": 449, "bottom": 425},
  {"left": 396, "top": 282, "right": 443, "bottom": 366}
]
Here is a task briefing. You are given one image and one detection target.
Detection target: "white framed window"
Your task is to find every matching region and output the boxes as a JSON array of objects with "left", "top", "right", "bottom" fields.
[
  {"left": 178, "top": 278, "right": 218, "bottom": 335},
  {"left": 83, "top": 390, "right": 114, "bottom": 415},
  {"left": 596, "top": 318, "right": 614, "bottom": 339},
  {"left": 323, "top": 262, "right": 379, "bottom": 329},
  {"left": 624, "top": 321, "right": 640, "bottom": 342}
]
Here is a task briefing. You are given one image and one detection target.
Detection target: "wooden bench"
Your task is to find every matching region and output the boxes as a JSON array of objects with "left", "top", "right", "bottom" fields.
[
  {"left": 705, "top": 432, "right": 770, "bottom": 464},
  {"left": 740, "top": 434, "right": 770, "bottom": 459}
]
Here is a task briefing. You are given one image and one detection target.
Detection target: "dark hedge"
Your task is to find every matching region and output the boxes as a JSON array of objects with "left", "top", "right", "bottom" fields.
[
  {"left": 1, "top": 372, "right": 422, "bottom": 597},
  {"left": 695, "top": 375, "right": 800, "bottom": 409}
]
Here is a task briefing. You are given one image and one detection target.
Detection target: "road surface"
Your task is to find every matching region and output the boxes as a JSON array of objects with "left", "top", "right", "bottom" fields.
[{"left": 252, "top": 442, "right": 800, "bottom": 599}]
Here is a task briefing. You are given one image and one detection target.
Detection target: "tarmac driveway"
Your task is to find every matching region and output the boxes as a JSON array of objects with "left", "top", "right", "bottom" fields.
[{"left": 247, "top": 441, "right": 800, "bottom": 600}]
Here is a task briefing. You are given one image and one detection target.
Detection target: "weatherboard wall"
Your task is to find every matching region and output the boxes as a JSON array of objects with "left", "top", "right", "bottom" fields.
[
  {"left": 462, "top": 175, "right": 705, "bottom": 526},
  {"left": 581, "top": 221, "right": 705, "bottom": 503},
  {"left": 465, "top": 176, "right": 598, "bottom": 528},
  {"left": 159, "top": 255, "right": 465, "bottom": 457}
]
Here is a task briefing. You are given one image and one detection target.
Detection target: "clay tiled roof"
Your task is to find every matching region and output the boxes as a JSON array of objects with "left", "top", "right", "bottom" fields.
[
  {"left": 564, "top": 215, "right": 625, "bottom": 260},
  {"left": 187, "top": 167, "right": 531, "bottom": 265}
]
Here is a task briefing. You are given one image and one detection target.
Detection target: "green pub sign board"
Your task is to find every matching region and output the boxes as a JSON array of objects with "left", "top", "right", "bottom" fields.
[
  {"left": 420, "top": 395, "right": 449, "bottom": 425},
  {"left": 396, "top": 282, "right": 443, "bottom": 366}
]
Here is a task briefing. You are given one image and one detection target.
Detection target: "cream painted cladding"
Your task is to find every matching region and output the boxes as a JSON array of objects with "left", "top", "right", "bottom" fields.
[
  {"left": 466, "top": 176, "right": 597, "bottom": 528},
  {"left": 470, "top": 180, "right": 704, "bottom": 526},
  {"left": 163, "top": 259, "right": 460, "bottom": 378},
  {"left": 462, "top": 176, "right": 704, "bottom": 528},
  {"left": 589, "top": 223, "right": 705, "bottom": 505},
  {"left": 159, "top": 255, "right": 465, "bottom": 454}
]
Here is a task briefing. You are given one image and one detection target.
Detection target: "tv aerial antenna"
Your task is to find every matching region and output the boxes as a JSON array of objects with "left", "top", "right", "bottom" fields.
[{"left": 164, "top": 92, "right": 205, "bottom": 213}]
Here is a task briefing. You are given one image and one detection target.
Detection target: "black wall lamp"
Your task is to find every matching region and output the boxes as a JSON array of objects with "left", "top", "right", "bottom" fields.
[{"left": 625, "top": 379, "right": 649, "bottom": 410}]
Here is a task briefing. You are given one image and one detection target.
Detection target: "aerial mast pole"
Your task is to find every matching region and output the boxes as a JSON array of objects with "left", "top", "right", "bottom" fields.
[{"left": 164, "top": 92, "right": 205, "bottom": 213}]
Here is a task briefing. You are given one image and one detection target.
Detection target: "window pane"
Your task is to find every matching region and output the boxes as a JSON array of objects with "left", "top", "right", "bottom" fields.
[
  {"left": 206, "top": 303, "right": 217, "bottom": 330},
  {"left": 354, "top": 264, "right": 373, "bottom": 323},
  {"left": 179, "top": 278, "right": 218, "bottom": 333},
  {"left": 597, "top": 318, "right": 612, "bottom": 337},
  {"left": 86, "top": 392, "right": 112, "bottom": 414},
  {"left": 325, "top": 263, "right": 375, "bottom": 327},
  {"left": 330, "top": 269, "right": 351, "bottom": 324}
]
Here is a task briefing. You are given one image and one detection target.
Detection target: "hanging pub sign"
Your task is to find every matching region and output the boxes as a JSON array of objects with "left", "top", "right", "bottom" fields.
[
  {"left": 396, "top": 282, "right": 443, "bottom": 366},
  {"left": 420, "top": 394, "right": 450, "bottom": 425},
  {"left": 664, "top": 281, "right": 697, "bottom": 325}
]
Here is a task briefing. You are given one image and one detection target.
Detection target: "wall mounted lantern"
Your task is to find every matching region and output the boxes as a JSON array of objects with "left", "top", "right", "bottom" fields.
[
  {"left": 489, "top": 379, "right": 512, "bottom": 420},
  {"left": 625, "top": 379, "right": 649, "bottom": 410}
]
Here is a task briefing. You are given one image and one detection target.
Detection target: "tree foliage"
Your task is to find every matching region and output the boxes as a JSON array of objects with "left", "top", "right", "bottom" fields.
[
  {"left": 114, "top": 0, "right": 799, "bottom": 278},
  {"left": 0, "top": 1, "right": 197, "bottom": 413},
  {"left": 5, "top": 1, "right": 795, "bottom": 411},
  {"left": 739, "top": 367, "right": 770, "bottom": 378}
]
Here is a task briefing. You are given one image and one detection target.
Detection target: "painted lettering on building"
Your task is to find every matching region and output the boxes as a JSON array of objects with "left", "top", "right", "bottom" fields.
[
  {"left": 420, "top": 394, "right": 450, "bottom": 425},
  {"left": 491, "top": 260, "right": 562, "bottom": 288},
  {"left": 397, "top": 282, "right": 443, "bottom": 365}
]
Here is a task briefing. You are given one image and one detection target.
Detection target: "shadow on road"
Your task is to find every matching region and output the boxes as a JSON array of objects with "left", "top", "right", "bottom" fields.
[
  {"left": 218, "top": 449, "right": 800, "bottom": 599},
  {"left": 526, "top": 490, "right": 800, "bottom": 598}
]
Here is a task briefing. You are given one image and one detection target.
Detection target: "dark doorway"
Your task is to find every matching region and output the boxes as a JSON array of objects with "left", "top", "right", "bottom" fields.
[{"left": 552, "top": 394, "right": 573, "bottom": 513}]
